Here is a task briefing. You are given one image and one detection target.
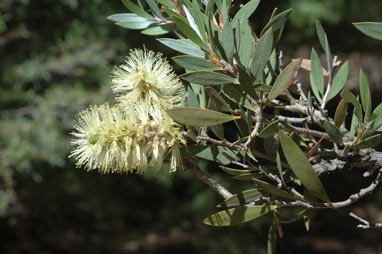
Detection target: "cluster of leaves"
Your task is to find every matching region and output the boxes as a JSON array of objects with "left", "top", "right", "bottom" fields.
[{"left": 109, "top": 0, "right": 382, "bottom": 252}]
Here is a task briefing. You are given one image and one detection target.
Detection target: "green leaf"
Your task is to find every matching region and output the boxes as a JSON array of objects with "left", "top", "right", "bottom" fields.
[
  {"left": 260, "top": 9, "right": 292, "bottom": 38},
  {"left": 258, "top": 120, "right": 279, "bottom": 138},
  {"left": 167, "top": 107, "right": 236, "bottom": 126},
  {"left": 157, "top": 38, "right": 207, "bottom": 58},
  {"left": 353, "top": 22, "right": 382, "bottom": 40},
  {"left": 334, "top": 99, "right": 348, "bottom": 127},
  {"left": 181, "top": 71, "right": 236, "bottom": 85},
  {"left": 370, "top": 103, "right": 382, "bottom": 122},
  {"left": 361, "top": 116, "right": 382, "bottom": 139},
  {"left": 146, "top": 0, "right": 163, "bottom": 18},
  {"left": 231, "top": 0, "right": 260, "bottom": 26},
  {"left": 217, "top": 189, "right": 263, "bottom": 208},
  {"left": 203, "top": 205, "right": 277, "bottom": 226},
  {"left": 171, "top": 15, "right": 209, "bottom": 51},
  {"left": 279, "top": 130, "right": 330, "bottom": 203},
  {"left": 310, "top": 48, "right": 324, "bottom": 95},
  {"left": 221, "top": 84, "right": 254, "bottom": 110},
  {"left": 316, "top": 20, "right": 332, "bottom": 76},
  {"left": 121, "top": 0, "right": 154, "bottom": 19},
  {"left": 252, "top": 178, "right": 299, "bottom": 200},
  {"left": 194, "top": 146, "right": 239, "bottom": 161},
  {"left": 156, "top": 0, "right": 174, "bottom": 8},
  {"left": 205, "top": 87, "right": 232, "bottom": 112},
  {"left": 302, "top": 209, "right": 316, "bottom": 232},
  {"left": 267, "top": 222, "right": 277, "bottom": 254},
  {"left": 208, "top": 100, "right": 225, "bottom": 140},
  {"left": 250, "top": 27, "right": 274, "bottom": 79},
  {"left": 352, "top": 134, "right": 382, "bottom": 149},
  {"left": 340, "top": 89, "right": 363, "bottom": 123},
  {"left": 191, "top": 0, "right": 207, "bottom": 40},
  {"left": 327, "top": 62, "right": 349, "bottom": 102},
  {"left": 221, "top": 21, "right": 234, "bottom": 63},
  {"left": 238, "top": 19, "right": 254, "bottom": 68},
  {"left": 238, "top": 65, "right": 258, "bottom": 100},
  {"left": 360, "top": 69, "right": 372, "bottom": 119},
  {"left": 324, "top": 121, "right": 343, "bottom": 144},
  {"left": 108, "top": 14, "right": 156, "bottom": 29},
  {"left": 267, "top": 59, "right": 302, "bottom": 101},
  {"left": 173, "top": 55, "right": 219, "bottom": 71},
  {"left": 141, "top": 24, "right": 173, "bottom": 35},
  {"left": 219, "top": 166, "right": 252, "bottom": 176},
  {"left": 232, "top": 173, "right": 263, "bottom": 181},
  {"left": 187, "top": 87, "right": 199, "bottom": 107}
]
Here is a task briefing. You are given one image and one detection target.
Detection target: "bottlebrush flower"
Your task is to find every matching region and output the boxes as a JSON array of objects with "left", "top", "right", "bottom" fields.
[
  {"left": 111, "top": 48, "right": 184, "bottom": 108},
  {"left": 69, "top": 103, "right": 185, "bottom": 174}
]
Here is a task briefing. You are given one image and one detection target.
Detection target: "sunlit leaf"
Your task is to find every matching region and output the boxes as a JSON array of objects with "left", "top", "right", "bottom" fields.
[
  {"left": 217, "top": 189, "right": 263, "bottom": 208},
  {"left": 203, "top": 205, "right": 277, "bottom": 226},
  {"left": 167, "top": 107, "right": 236, "bottom": 126},
  {"left": 327, "top": 62, "right": 349, "bottom": 102},
  {"left": 181, "top": 71, "right": 236, "bottom": 85},
  {"left": 353, "top": 22, "right": 382, "bottom": 40}
]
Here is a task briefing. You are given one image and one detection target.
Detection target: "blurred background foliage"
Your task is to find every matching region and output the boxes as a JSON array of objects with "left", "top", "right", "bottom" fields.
[{"left": 1, "top": 0, "right": 382, "bottom": 253}]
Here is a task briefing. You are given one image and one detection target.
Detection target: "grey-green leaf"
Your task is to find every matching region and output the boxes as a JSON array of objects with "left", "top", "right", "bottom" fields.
[
  {"left": 231, "top": 0, "right": 260, "bottom": 26},
  {"left": 327, "top": 62, "right": 348, "bottom": 102},
  {"left": 310, "top": 47, "right": 324, "bottom": 95},
  {"left": 250, "top": 27, "right": 274, "bottom": 79},
  {"left": 167, "top": 107, "right": 236, "bottom": 126},
  {"left": 217, "top": 189, "right": 263, "bottom": 208},
  {"left": 158, "top": 38, "right": 207, "bottom": 58},
  {"left": 353, "top": 22, "right": 382, "bottom": 40},
  {"left": 203, "top": 205, "right": 277, "bottom": 226},
  {"left": 353, "top": 134, "right": 382, "bottom": 149},
  {"left": 253, "top": 178, "right": 299, "bottom": 200},
  {"left": 181, "top": 71, "right": 236, "bottom": 85},
  {"left": 258, "top": 120, "right": 280, "bottom": 138},
  {"left": 279, "top": 130, "right": 330, "bottom": 203},
  {"left": 121, "top": 0, "right": 154, "bottom": 19},
  {"left": 360, "top": 69, "right": 372, "bottom": 118},
  {"left": 173, "top": 55, "right": 219, "bottom": 71},
  {"left": 324, "top": 120, "right": 343, "bottom": 144},
  {"left": 267, "top": 60, "right": 302, "bottom": 101},
  {"left": 205, "top": 86, "right": 232, "bottom": 112},
  {"left": 340, "top": 89, "right": 363, "bottom": 123},
  {"left": 108, "top": 13, "right": 156, "bottom": 29}
]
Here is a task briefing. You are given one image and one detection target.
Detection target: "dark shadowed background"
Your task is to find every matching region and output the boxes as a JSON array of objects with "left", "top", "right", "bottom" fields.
[{"left": 1, "top": 0, "right": 382, "bottom": 253}]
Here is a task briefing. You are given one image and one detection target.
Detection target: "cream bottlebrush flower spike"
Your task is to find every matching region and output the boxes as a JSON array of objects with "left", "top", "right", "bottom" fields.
[
  {"left": 112, "top": 48, "right": 184, "bottom": 108},
  {"left": 70, "top": 103, "right": 185, "bottom": 174}
]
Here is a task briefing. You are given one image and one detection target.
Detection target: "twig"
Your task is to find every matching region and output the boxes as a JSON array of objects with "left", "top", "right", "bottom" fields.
[
  {"left": 244, "top": 103, "right": 262, "bottom": 148},
  {"left": 187, "top": 167, "right": 232, "bottom": 199},
  {"left": 349, "top": 212, "right": 382, "bottom": 229}
]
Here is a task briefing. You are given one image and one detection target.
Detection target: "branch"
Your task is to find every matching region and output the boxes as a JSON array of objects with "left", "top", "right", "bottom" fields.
[
  {"left": 349, "top": 212, "right": 382, "bottom": 229},
  {"left": 187, "top": 167, "right": 232, "bottom": 199}
]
